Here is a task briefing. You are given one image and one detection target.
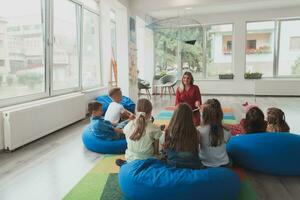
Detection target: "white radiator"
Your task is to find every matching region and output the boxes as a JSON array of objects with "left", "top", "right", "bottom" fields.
[{"left": 3, "top": 93, "right": 86, "bottom": 150}]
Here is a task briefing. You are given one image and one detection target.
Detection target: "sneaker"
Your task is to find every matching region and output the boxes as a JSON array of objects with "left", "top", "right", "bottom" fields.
[{"left": 115, "top": 159, "right": 127, "bottom": 167}]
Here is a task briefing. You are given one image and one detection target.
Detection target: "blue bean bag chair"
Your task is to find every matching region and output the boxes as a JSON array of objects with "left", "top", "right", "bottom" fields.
[
  {"left": 227, "top": 133, "right": 300, "bottom": 176},
  {"left": 119, "top": 159, "right": 241, "bottom": 200},
  {"left": 82, "top": 126, "right": 127, "bottom": 154},
  {"left": 96, "top": 95, "right": 135, "bottom": 115}
]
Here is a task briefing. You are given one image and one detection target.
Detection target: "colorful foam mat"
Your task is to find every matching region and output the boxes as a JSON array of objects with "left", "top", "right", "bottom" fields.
[{"left": 154, "top": 106, "right": 238, "bottom": 127}]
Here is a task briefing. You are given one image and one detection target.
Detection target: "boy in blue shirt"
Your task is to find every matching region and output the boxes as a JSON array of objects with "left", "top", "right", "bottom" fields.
[{"left": 88, "top": 101, "right": 124, "bottom": 140}]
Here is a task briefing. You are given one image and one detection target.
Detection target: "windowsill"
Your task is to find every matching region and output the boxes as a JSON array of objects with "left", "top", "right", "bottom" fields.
[{"left": 195, "top": 78, "right": 234, "bottom": 81}]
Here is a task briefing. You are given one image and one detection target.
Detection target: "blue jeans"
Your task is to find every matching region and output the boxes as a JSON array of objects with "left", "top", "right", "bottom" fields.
[{"left": 166, "top": 149, "right": 203, "bottom": 169}]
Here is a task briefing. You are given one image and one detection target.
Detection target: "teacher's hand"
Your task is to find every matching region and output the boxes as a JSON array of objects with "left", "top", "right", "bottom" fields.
[{"left": 195, "top": 101, "right": 201, "bottom": 109}]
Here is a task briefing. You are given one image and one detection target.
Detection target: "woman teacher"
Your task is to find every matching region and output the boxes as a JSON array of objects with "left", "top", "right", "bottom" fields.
[{"left": 175, "top": 71, "right": 202, "bottom": 126}]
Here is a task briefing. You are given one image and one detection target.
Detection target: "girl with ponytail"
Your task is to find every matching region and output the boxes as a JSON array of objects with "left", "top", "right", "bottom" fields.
[
  {"left": 121, "top": 98, "right": 163, "bottom": 163},
  {"left": 198, "top": 99, "right": 231, "bottom": 167}
]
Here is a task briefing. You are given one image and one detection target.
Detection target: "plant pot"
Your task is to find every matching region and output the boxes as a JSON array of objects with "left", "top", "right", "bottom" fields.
[
  {"left": 244, "top": 73, "right": 262, "bottom": 79},
  {"left": 219, "top": 74, "right": 234, "bottom": 79}
]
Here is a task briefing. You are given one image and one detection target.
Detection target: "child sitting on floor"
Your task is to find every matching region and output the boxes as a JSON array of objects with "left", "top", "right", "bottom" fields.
[
  {"left": 88, "top": 101, "right": 124, "bottom": 140},
  {"left": 116, "top": 98, "right": 163, "bottom": 166},
  {"left": 163, "top": 103, "right": 202, "bottom": 169},
  {"left": 243, "top": 106, "right": 267, "bottom": 134},
  {"left": 104, "top": 87, "right": 134, "bottom": 128},
  {"left": 198, "top": 99, "right": 231, "bottom": 168},
  {"left": 266, "top": 107, "right": 290, "bottom": 132}
]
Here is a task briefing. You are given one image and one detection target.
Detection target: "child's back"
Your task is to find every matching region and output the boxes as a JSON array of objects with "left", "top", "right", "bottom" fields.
[
  {"left": 198, "top": 99, "right": 231, "bottom": 167},
  {"left": 198, "top": 125, "right": 231, "bottom": 167},
  {"left": 90, "top": 116, "right": 118, "bottom": 140},
  {"left": 104, "top": 87, "right": 133, "bottom": 125},
  {"left": 105, "top": 101, "right": 124, "bottom": 124},
  {"left": 124, "top": 119, "right": 162, "bottom": 162},
  {"left": 88, "top": 101, "right": 124, "bottom": 140}
]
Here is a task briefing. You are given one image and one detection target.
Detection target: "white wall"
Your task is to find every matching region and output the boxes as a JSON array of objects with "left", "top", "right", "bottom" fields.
[
  {"left": 192, "top": 6, "right": 300, "bottom": 95},
  {"left": 136, "top": 17, "right": 155, "bottom": 91},
  {"left": 0, "top": 113, "right": 3, "bottom": 150},
  {"left": 100, "top": 0, "right": 130, "bottom": 96}
]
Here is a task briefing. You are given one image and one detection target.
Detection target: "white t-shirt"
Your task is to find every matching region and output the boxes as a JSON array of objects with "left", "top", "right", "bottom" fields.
[
  {"left": 104, "top": 102, "right": 125, "bottom": 124},
  {"left": 198, "top": 125, "right": 231, "bottom": 167},
  {"left": 123, "top": 120, "right": 162, "bottom": 162}
]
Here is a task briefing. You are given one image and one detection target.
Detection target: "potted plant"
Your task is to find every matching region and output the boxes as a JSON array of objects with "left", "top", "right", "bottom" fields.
[
  {"left": 244, "top": 72, "right": 262, "bottom": 79},
  {"left": 219, "top": 73, "right": 234, "bottom": 79}
]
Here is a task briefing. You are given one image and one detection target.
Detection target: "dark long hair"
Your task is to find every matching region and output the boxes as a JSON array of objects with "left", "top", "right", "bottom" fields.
[
  {"left": 244, "top": 107, "right": 267, "bottom": 134},
  {"left": 164, "top": 103, "right": 199, "bottom": 152},
  {"left": 130, "top": 99, "right": 153, "bottom": 141},
  {"left": 202, "top": 99, "right": 225, "bottom": 147},
  {"left": 267, "top": 107, "right": 290, "bottom": 132}
]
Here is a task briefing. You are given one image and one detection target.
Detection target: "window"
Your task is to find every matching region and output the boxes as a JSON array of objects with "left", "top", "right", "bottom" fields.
[
  {"left": 82, "top": 9, "right": 101, "bottom": 89},
  {"left": 154, "top": 29, "right": 178, "bottom": 77},
  {"left": 278, "top": 20, "right": 300, "bottom": 76},
  {"left": 0, "top": 0, "right": 102, "bottom": 107},
  {"left": 246, "top": 21, "right": 275, "bottom": 77},
  {"left": 0, "top": 0, "right": 45, "bottom": 100},
  {"left": 206, "top": 24, "right": 233, "bottom": 78},
  {"left": 153, "top": 23, "right": 233, "bottom": 79},
  {"left": 53, "top": 0, "right": 80, "bottom": 91},
  {"left": 180, "top": 26, "right": 204, "bottom": 78}
]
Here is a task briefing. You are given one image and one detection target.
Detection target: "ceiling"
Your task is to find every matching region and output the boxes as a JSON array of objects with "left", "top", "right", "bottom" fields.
[{"left": 129, "top": 0, "right": 300, "bottom": 19}]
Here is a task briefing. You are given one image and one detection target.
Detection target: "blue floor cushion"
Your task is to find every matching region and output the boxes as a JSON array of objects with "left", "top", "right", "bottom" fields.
[
  {"left": 82, "top": 127, "right": 126, "bottom": 154},
  {"left": 227, "top": 133, "right": 300, "bottom": 175},
  {"left": 96, "top": 95, "right": 135, "bottom": 115},
  {"left": 119, "top": 159, "right": 240, "bottom": 200}
]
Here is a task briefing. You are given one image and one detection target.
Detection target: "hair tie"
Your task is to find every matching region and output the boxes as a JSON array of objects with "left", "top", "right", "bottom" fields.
[{"left": 137, "top": 112, "right": 146, "bottom": 117}]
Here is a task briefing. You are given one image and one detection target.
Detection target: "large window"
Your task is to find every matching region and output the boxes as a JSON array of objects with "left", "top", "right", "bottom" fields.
[
  {"left": 82, "top": 9, "right": 101, "bottom": 89},
  {"left": 246, "top": 21, "right": 275, "bottom": 77},
  {"left": 153, "top": 24, "right": 233, "bottom": 79},
  {"left": 206, "top": 24, "right": 233, "bottom": 78},
  {"left": 0, "top": 0, "right": 45, "bottom": 100},
  {"left": 154, "top": 29, "right": 178, "bottom": 77},
  {"left": 180, "top": 26, "right": 204, "bottom": 78},
  {"left": 246, "top": 19, "right": 300, "bottom": 77},
  {"left": 53, "top": 0, "right": 80, "bottom": 91},
  {"left": 0, "top": 0, "right": 102, "bottom": 107},
  {"left": 278, "top": 20, "right": 300, "bottom": 76}
]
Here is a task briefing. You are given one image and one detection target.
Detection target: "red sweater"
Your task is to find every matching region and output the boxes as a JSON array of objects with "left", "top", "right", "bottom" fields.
[{"left": 175, "top": 85, "right": 202, "bottom": 126}]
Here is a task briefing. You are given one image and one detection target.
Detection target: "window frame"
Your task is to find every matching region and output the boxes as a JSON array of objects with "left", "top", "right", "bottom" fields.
[
  {"left": 81, "top": 7, "right": 102, "bottom": 90},
  {"left": 152, "top": 22, "right": 234, "bottom": 80},
  {"left": 204, "top": 23, "right": 234, "bottom": 79},
  {"left": 245, "top": 18, "right": 300, "bottom": 78},
  {"left": 0, "top": 0, "right": 48, "bottom": 108},
  {"left": 0, "top": 0, "right": 102, "bottom": 108}
]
